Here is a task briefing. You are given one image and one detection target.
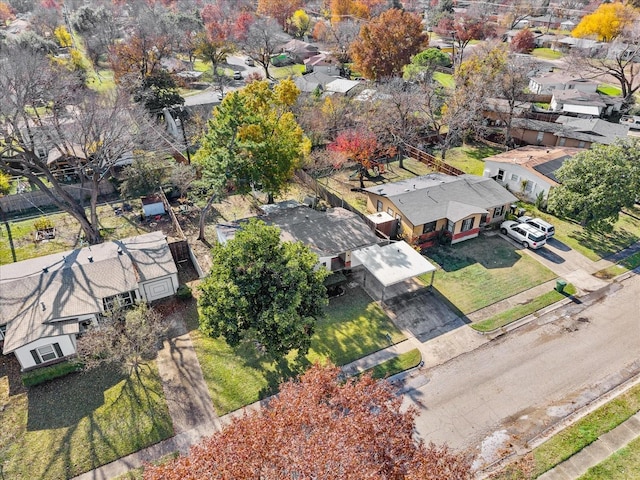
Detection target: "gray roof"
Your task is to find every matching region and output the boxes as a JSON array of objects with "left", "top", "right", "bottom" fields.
[
  {"left": 263, "top": 205, "right": 380, "bottom": 257},
  {"left": 511, "top": 117, "right": 629, "bottom": 145},
  {"left": 216, "top": 203, "right": 380, "bottom": 258},
  {"left": 294, "top": 71, "right": 336, "bottom": 93},
  {"left": 0, "top": 232, "right": 176, "bottom": 353},
  {"left": 365, "top": 175, "right": 517, "bottom": 226},
  {"left": 552, "top": 90, "right": 606, "bottom": 107}
]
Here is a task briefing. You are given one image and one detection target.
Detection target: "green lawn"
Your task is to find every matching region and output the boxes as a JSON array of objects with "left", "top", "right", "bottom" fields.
[
  {"left": 471, "top": 284, "right": 576, "bottom": 332},
  {"left": 578, "top": 436, "right": 640, "bottom": 479},
  {"left": 517, "top": 204, "right": 640, "bottom": 261},
  {"left": 270, "top": 64, "right": 305, "bottom": 79},
  {"left": 493, "top": 383, "right": 640, "bottom": 479},
  {"left": 595, "top": 251, "right": 640, "bottom": 280},
  {"left": 532, "top": 48, "right": 563, "bottom": 60},
  {"left": 187, "top": 287, "right": 405, "bottom": 415},
  {"left": 438, "top": 143, "right": 503, "bottom": 176},
  {"left": 366, "top": 349, "right": 422, "bottom": 380},
  {"left": 88, "top": 69, "right": 115, "bottom": 93},
  {"left": 0, "top": 203, "right": 153, "bottom": 265},
  {"left": 597, "top": 84, "right": 623, "bottom": 97},
  {"left": 433, "top": 71, "right": 455, "bottom": 88},
  {"left": 422, "top": 236, "right": 557, "bottom": 314},
  {"left": 0, "top": 363, "right": 173, "bottom": 480}
]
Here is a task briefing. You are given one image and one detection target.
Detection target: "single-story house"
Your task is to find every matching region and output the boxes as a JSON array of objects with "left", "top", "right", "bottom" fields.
[
  {"left": 550, "top": 90, "right": 610, "bottom": 117},
  {"left": 216, "top": 201, "right": 381, "bottom": 272},
  {"left": 304, "top": 53, "right": 341, "bottom": 75},
  {"left": 528, "top": 72, "right": 599, "bottom": 95},
  {"left": 510, "top": 116, "right": 630, "bottom": 148},
  {"left": 280, "top": 39, "right": 319, "bottom": 63},
  {"left": 325, "top": 78, "right": 361, "bottom": 95},
  {"left": 529, "top": 15, "right": 564, "bottom": 29},
  {"left": 0, "top": 232, "right": 179, "bottom": 371},
  {"left": 556, "top": 36, "right": 603, "bottom": 54},
  {"left": 363, "top": 174, "right": 517, "bottom": 248},
  {"left": 483, "top": 146, "right": 581, "bottom": 201},
  {"left": 294, "top": 71, "right": 337, "bottom": 94}
]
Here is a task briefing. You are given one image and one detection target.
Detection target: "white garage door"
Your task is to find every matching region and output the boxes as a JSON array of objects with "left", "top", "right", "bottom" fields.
[{"left": 143, "top": 278, "right": 175, "bottom": 301}]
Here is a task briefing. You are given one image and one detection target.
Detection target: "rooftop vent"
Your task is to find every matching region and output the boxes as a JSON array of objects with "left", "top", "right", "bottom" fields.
[
  {"left": 88, "top": 256, "right": 93, "bottom": 263},
  {"left": 117, "top": 247, "right": 123, "bottom": 255}
]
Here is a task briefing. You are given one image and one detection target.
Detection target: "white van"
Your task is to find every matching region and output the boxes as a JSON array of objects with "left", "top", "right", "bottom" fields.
[{"left": 517, "top": 216, "right": 555, "bottom": 239}]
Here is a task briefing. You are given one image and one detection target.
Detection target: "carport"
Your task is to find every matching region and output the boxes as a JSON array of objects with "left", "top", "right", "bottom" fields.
[{"left": 352, "top": 241, "right": 436, "bottom": 301}]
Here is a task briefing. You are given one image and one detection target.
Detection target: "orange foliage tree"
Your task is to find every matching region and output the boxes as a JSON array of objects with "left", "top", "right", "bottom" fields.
[
  {"left": 144, "top": 363, "right": 472, "bottom": 480},
  {"left": 328, "top": 128, "right": 387, "bottom": 187},
  {"left": 0, "top": 1, "right": 15, "bottom": 24},
  {"left": 350, "top": 8, "right": 428, "bottom": 80},
  {"left": 257, "top": 0, "right": 302, "bottom": 30},
  {"left": 109, "top": 33, "right": 173, "bottom": 82}
]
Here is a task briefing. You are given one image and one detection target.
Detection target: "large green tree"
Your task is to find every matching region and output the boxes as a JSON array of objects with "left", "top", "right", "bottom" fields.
[
  {"left": 548, "top": 139, "right": 640, "bottom": 232},
  {"left": 198, "top": 219, "right": 328, "bottom": 357},
  {"left": 193, "top": 79, "right": 310, "bottom": 240}
]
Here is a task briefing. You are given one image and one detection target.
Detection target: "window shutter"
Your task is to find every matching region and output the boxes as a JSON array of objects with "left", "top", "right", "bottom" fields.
[
  {"left": 53, "top": 343, "right": 63, "bottom": 358},
  {"left": 30, "top": 349, "right": 42, "bottom": 365}
]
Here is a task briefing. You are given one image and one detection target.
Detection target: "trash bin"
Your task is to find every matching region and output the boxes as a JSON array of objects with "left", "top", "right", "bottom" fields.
[{"left": 555, "top": 279, "right": 567, "bottom": 293}]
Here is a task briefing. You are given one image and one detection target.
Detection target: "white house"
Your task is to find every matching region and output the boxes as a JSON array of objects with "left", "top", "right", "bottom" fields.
[
  {"left": 0, "top": 232, "right": 178, "bottom": 371},
  {"left": 529, "top": 72, "right": 599, "bottom": 95},
  {"left": 483, "top": 146, "right": 581, "bottom": 201}
]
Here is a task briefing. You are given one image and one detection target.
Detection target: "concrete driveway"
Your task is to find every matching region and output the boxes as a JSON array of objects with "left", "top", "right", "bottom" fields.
[{"left": 381, "top": 287, "right": 467, "bottom": 343}]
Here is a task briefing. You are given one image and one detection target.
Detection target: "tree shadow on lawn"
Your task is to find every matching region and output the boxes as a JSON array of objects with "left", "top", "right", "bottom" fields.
[
  {"left": 569, "top": 227, "right": 639, "bottom": 259},
  {"left": 427, "top": 236, "right": 520, "bottom": 272},
  {"left": 27, "top": 365, "right": 124, "bottom": 431}
]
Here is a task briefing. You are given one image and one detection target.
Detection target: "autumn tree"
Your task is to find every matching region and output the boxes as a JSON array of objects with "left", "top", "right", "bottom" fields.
[
  {"left": 0, "top": 2, "right": 15, "bottom": 25},
  {"left": 77, "top": 302, "right": 168, "bottom": 376},
  {"left": 350, "top": 8, "right": 428, "bottom": 80},
  {"left": 193, "top": 79, "right": 310, "bottom": 240},
  {"left": 144, "top": 363, "right": 472, "bottom": 480},
  {"left": 434, "top": 13, "right": 496, "bottom": 67},
  {"left": 109, "top": 32, "right": 173, "bottom": 82},
  {"left": 257, "top": 0, "right": 302, "bottom": 30},
  {"left": 548, "top": 139, "right": 640, "bottom": 232},
  {"left": 288, "top": 8, "right": 310, "bottom": 38},
  {"left": 329, "top": 128, "right": 380, "bottom": 188},
  {"left": 510, "top": 28, "right": 535, "bottom": 53},
  {"left": 571, "top": 2, "right": 638, "bottom": 41},
  {"left": 0, "top": 46, "right": 167, "bottom": 244},
  {"left": 238, "top": 15, "right": 288, "bottom": 80},
  {"left": 198, "top": 219, "right": 328, "bottom": 357}
]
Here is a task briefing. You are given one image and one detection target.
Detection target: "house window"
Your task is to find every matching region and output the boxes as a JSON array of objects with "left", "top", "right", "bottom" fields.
[
  {"left": 422, "top": 221, "right": 437, "bottom": 234},
  {"left": 558, "top": 137, "right": 566, "bottom": 146},
  {"left": 0, "top": 324, "right": 6, "bottom": 340},
  {"left": 578, "top": 141, "right": 586, "bottom": 148},
  {"left": 102, "top": 291, "right": 136, "bottom": 311},
  {"left": 497, "top": 169, "right": 505, "bottom": 181},
  {"left": 525, "top": 181, "right": 535, "bottom": 193},
  {"left": 30, "top": 343, "right": 63, "bottom": 365},
  {"left": 494, "top": 205, "right": 505, "bottom": 217},
  {"left": 510, "top": 173, "right": 519, "bottom": 182},
  {"left": 461, "top": 218, "right": 474, "bottom": 232},
  {"left": 536, "top": 131, "right": 544, "bottom": 143},
  {"left": 395, "top": 213, "right": 402, "bottom": 222},
  {"left": 387, "top": 207, "right": 394, "bottom": 216},
  {"left": 376, "top": 200, "right": 383, "bottom": 212}
]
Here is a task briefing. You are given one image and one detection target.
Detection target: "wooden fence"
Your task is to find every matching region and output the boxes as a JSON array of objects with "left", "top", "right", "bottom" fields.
[{"left": 403, "top": 144, "right": 465, "bottom": 176}]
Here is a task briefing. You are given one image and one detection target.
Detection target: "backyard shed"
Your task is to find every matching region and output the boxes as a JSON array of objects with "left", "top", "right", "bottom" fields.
[{"left": 141, "top": 194, "right": 165, "bottom": 217}]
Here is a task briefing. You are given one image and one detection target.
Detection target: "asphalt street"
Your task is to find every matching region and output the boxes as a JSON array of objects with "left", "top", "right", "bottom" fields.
[{"left": 405, "top": 274, "right": 640, "bottom": 468}]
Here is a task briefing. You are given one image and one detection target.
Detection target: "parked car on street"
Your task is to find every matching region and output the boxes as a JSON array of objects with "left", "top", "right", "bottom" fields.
[
  {"left": 500, "top": 221, "right": 547, "bottom": 249},
  {"left": 233, "top": 71, "right": 242, "bottom": 80},
  {"left": 517, "top": 216, "right": 555, "bottom": 238},
  {"left": 245, "top": 57, "right": 255, "bottom": 66}
]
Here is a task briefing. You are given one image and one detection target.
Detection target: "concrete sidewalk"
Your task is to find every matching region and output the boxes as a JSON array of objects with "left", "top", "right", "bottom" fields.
[{"left": 538, "top": 412, "right": 640, "bottom": 480}]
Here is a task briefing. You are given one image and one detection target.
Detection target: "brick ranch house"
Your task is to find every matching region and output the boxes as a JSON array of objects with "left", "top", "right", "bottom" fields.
[{"left": 363, "top": 174, "right": 517, "bottom": 249}]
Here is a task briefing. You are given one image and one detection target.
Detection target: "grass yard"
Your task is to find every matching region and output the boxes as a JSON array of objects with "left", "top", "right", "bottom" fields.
[
  {"left": 88, "top": 69, "right": 116, "bottom": 93},
  {"left": 422, "top": 236, "right": 557, "bottom": 314},
  {"left": 494, "top": 383, "right": 640, "bottom": 479},
  {"left": 594, "top": 251, "right": 640, "bottom": 279},
  {"left": 186, "top": 286, "right": 405, "bottom": 415},
  {"left": 517, "top": 204, "right": 640, "bottom": 261},
  {"left": 532, "top": 48, "right": 563, "bottom": 60},
  {"left": 0, "top": 203, "right": 168, "bottom": 265},
  {"left": 433, "top": 71, "right": 455, "bottom": 88},
  {"left": 366, "top": 349, "right": 422, "bottom": 380},
  {"left": 578, "top": 436, "right": 640, "bottom": 479},
  {"left": 471, "top": 284, "right": 576, "bottom": 332},
  {"left": 597, "top": 84, "right": 623, "bottom": 96},
  {"left": 437, "top": 143, "right": 503, "bottom": 176},
  {"left": 270, "top": 64, "right": 305, "bottom": 79},
  {"left": 0, "top": 362, "right": 173, "bottom": 480}
]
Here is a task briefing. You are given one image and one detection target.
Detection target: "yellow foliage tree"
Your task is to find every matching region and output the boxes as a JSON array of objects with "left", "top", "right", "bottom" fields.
[
  {"left": 571, "top": 2, "right": 638, "bottom": 41},
  {"left": 54, "top": 25, "right": 73, "bottom": 48},
  {"left": 289, "top": 9, "right": 310, "bottom": 37}
]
